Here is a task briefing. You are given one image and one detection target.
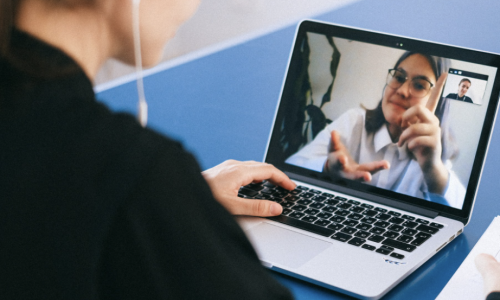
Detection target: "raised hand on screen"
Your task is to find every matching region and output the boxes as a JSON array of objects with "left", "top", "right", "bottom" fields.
[{"left": 323, "top": 130, "right": 390, "bottom": 182}]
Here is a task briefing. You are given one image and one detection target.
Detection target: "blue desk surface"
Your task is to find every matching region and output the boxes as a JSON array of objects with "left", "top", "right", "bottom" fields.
[{"left": 97, "top": 0, "right": 500, "bottom": 298}]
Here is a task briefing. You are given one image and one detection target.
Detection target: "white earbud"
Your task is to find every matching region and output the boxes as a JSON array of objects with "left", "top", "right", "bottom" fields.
[{"left": 132, "top": 0, "right": 148, "bottom": 127}]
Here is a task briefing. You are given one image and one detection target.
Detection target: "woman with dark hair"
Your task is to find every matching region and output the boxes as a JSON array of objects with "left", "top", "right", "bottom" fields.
[
  {"left": 0, "top": 0, "right": 296, "bottom": 299},
  {"left": 286, "top": 51, "right": 465, "bottom": 208}
]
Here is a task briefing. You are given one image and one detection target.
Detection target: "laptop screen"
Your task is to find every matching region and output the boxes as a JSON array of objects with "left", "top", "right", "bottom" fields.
[{"left": 266, "top": 21, "right": 500, "bottom": 221}]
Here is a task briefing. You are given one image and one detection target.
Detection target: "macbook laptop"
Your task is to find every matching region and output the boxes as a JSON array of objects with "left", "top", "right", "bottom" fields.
[{"left": 237, "top": 20, "right": 500, "bottom": 299}]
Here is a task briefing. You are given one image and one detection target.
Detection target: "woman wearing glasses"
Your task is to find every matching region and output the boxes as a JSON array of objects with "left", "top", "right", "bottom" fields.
[{"left": 286, "top": 51, "right": 465, "bottom": 208}]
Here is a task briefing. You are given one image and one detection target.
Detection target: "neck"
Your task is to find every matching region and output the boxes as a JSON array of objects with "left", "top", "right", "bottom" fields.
[
  {"left": 387, "top": 123, "right": 402, "bottom": 143},
  {"left": 15, "top": 0, "right": 112, "bottom": 81}
]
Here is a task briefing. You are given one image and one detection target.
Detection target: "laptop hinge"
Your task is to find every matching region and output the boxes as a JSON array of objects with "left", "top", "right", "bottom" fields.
[{"left": 286, "top": 172, "right": 439, "bottom": 219}]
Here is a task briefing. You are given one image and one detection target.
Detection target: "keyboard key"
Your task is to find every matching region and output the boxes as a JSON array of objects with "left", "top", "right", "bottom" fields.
[
  {"left": 304, "top": 208, "right": 320, "bottom": 215},
  {"left": 388, "top": 217, "right": 405, "bottom": 225},
  {"left": 322, "top": 205, "right": 338, "bottom": 213},
  {"left": 402, "top": 215, "right": 416, "bottom": 221},
  {"left": 355, "top": 231, "right": 371, "bottom": 239},
  {"left": 348, "top": 237, "right": 366, "bottom": 246},
  {"left": 374, "top": 207, "right": 388, "bottom": 213},
  {"left": 282, "top": 208, "right": 292, "bottom": 215},
  {"left": 397, "top": 235, "right": 413, "bottom": 243},
  {"left": 341, "top": 227, "right": 357, "bottom": 235},
  {"left": 363, "top": 210, "right": 379, "bottom": 217},
  {"left": 370, "top": 227, "right": 386, "bottom": 235},
  {"left": 310, "top": 202, "right": 325, "bottom": 210},
  {"left": 297, "top": 199, "right": 313, "bottom": 206},
  {"left": 347, "top": 200, "right": 361, "bottom": 205},
  {"left": 302, "top": 215, "right": 318, "bottom": 223},
  {"left": 430, "top": 223, "right": 444, "bottom": 229},
  {"left": 300, "top": 192, "right": 315, "bottom": 199},
  {"left": 374, "top": 221, "right": 391, "bottom": 228},
  {"left": 335, "top": 196, "right": 348, "bottom": 201},
  {"left": 317, "top": 212, "right": 333, "bottom": 219},
  {"left": 337, "top": 203, "right": 352, "bottom": 210},
  {"left": 322, "top": 192, "right": 335, "bottom": 198},
  {"left": 239, "top": 187, "right": 259, "bottom": 197},
  {"left": 410, "top": 237, "right": 429, "bottom": 246},
  {"left": 383, "top": 231, "right": 399, "bottom": 239},
  {"left": 311, "top": 195, "right": 327, "bottom": 202},
  {"left": 382, "top": 239, "right": 417, "bottom": 252},
  {"left": 281, "top": 201, "right": 295, "bottom": 208},
  {"left": 289, "top": 212, "right": 306, "bottom": 219},
  {"left": 328, "top": 223, "right": 344, "bottom": 231},
  {"left": 267, "top": 215, "right": 335, "bottom": 237},
  {"left": 309, "top": 189, "right": 322, "bottom": 194},
  {"left": 343, "top": 219, "right": 359, "bottom": 227},
  {"left": 376, "top": 248, "right": 392, "bottom": 255},
  {"left": 361, "top": 217, "right": 377, "bottom": 225},
  {"left": 388, "top": 224, "right": 404, "bottom": 232},
  {"left": 368, "top": 235, "right": 384, "bottom": 243},
  {"left": 415, "top": 232, "right": 432, "bottom": 239},
  {"left": 361, "top": 203, "right": 374, "bottom": 209},
  {"left": 416, "top": 218, "right": 430, "bottom": 224},
  {"left": 356, "top": 223, "right": 372, "bottom": 231},
  {"left": 350, "top": 206, "right": 365, "bottom": 213},
  {"left": 335, "top": 209, "right": 351, "bottom": 217},
  {"left": 403, "top": 221, "right": 419, "bottom": 229},
  {"left": 285, "top": 195, "right": 301, "bottom": 202},
  {"left": 324, "top": 199, "right": 340, "bottom": 206},
  {"left": 362, "top": 244, "right": 376, "bottom": 251},
  {"left": 295, "top": 185, "right": 308, "bottom": 190},
  {"left": 330, "top": 216, "right": 346, "bottom": 223},
  {"left": 376, "top": 213, "right": 392, "bottom": 221},
  {"left": 331, "top": 232, "right": 352, "bottom": 242},
  {"left": 314, "top": 219, "right": 331, "bottom": 227},
  {"left": 416, "top": 224, "right": 440, "bottom": 234},
  {"left": 401, "top": 228, "right": 418, "bottom": 236},
  {"left": 390, "top": 253, "right": 405, "bottom": 259},
  {"left": 348, "top": 213, "right": 364, "bottom": 221},
  {"left": 292, "top": 205, "right": 307, "bottom": 212},
  {"left": 387, "top": 211, "right": 401, "bottom": 217}
]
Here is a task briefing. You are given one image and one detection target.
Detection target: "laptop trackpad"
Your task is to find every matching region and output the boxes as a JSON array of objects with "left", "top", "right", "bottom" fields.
[{"left": 245, "top": 222, "right": 332, "bottom": 269}]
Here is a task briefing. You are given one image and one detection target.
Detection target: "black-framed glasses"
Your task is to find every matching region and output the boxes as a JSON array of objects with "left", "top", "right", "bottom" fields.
[{"left": 386, "top": 69, "right": 434, "bottom": 98}]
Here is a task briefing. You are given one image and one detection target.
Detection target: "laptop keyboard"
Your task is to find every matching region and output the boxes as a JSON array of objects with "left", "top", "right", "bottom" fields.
[{"left": 239, "top": 181, "right": 445, "bottom": 260}]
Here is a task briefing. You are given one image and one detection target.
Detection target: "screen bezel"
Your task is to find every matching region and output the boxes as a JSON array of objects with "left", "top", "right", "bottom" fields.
[{"left": 265, "top": 20, "right": 500, "bottom": 224}]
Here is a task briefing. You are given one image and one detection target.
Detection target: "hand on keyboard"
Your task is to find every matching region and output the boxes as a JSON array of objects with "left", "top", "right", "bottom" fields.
[{"left": 202, "top": 160, "right": 296, "bottom": 216}]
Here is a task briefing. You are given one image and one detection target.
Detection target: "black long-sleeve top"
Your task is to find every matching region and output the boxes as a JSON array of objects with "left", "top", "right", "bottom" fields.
[{"left": 0, "top": 29, "right": 293, "bottom": 300}]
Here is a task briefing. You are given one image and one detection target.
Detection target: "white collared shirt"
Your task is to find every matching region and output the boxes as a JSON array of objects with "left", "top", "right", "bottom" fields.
[{"left": 285, "top": 108, "right": 465, "bottom": 209}]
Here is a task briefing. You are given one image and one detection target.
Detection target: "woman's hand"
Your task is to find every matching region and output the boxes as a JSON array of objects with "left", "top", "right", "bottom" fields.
[
  {"left": 476, "top": 253, "right": 500, "bottom": 296},
  {"left": 398, "top": 73, "right": 449, "bottom": 194},
  {"left": 202, "top": 160, "right": 296, "bottom": 217},
  {"left": 324, "top": 130, "right": 390, "bottom": 182}
]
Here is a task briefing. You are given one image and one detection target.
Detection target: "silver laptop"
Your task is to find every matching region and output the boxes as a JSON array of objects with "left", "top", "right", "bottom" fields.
[{"left": 237, "top": 20, "right": 500, "bottom": 299}]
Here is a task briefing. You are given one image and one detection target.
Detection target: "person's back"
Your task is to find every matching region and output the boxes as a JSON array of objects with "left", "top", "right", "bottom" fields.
[{"left": 0, "top": 1, "right": 294, "bottom": 298}]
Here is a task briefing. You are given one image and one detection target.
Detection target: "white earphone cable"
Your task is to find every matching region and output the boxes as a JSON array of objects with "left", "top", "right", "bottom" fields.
[{"left": 132, "top": 0, "right": 148, "bottom": 127}]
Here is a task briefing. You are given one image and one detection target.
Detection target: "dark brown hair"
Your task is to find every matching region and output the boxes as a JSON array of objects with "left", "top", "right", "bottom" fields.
[
  {"left": 365, "top": 51, "right": 450, "bottom": 133},
  {"left": 459, "top": 78, "right": 471, "bottom": 85}
]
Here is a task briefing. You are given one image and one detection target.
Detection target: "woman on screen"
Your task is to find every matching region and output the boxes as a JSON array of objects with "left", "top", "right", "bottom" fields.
[{"left": 286, "top": 51, "right": 465, "bottom": 209}]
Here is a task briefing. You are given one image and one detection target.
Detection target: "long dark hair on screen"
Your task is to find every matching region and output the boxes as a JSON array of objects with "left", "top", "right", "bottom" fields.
[{"left": 364, "top": 51, "right": 458, "bottom": 161}]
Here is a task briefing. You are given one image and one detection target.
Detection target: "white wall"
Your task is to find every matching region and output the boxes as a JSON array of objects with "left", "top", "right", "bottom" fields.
[{"left": 94, "top": 0, "right": 359, "bottom": 85}]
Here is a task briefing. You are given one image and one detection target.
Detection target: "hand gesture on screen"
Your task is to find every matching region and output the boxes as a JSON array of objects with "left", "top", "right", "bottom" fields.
[
  {"left": 324, "top": 130, "right": 390, "bottom": 182},
  {"left": 398, "top": 73, "right": 449, "bottom": 194},
  {"left": 202, "top": 160, "right": 296, "bottom": 217},
  {"left": 476, "top": 253, "right": 500, "bottom": 296}
]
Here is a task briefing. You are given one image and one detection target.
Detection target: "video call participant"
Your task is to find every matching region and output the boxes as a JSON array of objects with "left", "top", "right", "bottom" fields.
[
  {"left": 0, "top": 0, "right": 296, "bottom": 299},
  {"left": 446, "top": 78, "right": 473, "bottom": 103},
  {"left": 286, "top": 51, "right": 465, "bottom": 209}
]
